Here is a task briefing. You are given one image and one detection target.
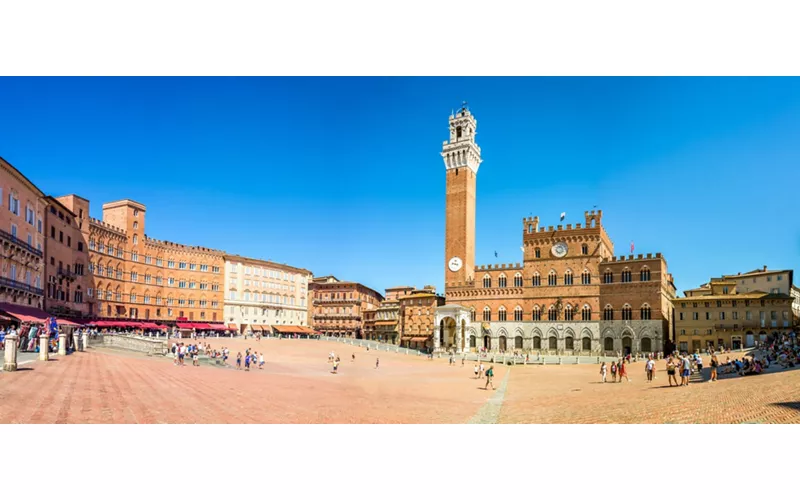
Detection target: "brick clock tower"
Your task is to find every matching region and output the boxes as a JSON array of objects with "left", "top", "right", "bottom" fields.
[{"left": 442, "top": 105, "right": 482, "bottom": 287}]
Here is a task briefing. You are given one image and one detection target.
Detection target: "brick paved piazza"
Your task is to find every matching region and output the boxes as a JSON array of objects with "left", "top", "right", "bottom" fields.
[{"left": 1, "top": 339, "right": 799, "bottom": 423}]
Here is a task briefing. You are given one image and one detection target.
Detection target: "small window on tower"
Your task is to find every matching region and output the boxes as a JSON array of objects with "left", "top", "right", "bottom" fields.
[{"left": 456, "top": 126, "right": 462, "bottom": 139}]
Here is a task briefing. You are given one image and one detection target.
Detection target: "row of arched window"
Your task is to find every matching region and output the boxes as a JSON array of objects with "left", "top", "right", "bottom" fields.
[
  {"left": 470, "top": 304, "right": 653, "bottom": 322},
  {"left": 482, "top": 268, "right": 652, "bottom": 289}
]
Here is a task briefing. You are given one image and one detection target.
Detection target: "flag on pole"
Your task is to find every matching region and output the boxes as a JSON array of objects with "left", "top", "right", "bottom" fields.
[
  {"left": 560, "top": 212, "right": 566, "bottom": 221},
  {"left": 630, "top": 241, "right": 634, "bottom": 254}
]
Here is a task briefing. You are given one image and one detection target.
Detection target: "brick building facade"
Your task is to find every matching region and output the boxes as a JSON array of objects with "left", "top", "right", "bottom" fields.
[
  {"left": 309, "top": 276, "right": 383, "bottom": 338},
  {"left": 57, "top": 196, "right": 226, "bottom": 323},
  {"left": 438, "top": 107, "right": 676, "bottom": 354},
  {"left": 43, "top": 196, "right": 91, "bottom": 317}
]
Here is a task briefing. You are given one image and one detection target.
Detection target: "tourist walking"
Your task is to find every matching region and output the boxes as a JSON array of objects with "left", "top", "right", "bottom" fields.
[
  {"left": 710, "top": 354, "right": 719, "bottom": 382},
  {"left": 236, "top": 352, "right": 242, "bottom": 370},
  {"left": 610, "top": 360, "right": 617, "bottom": 382},
  {"left": 600, "top": 362, "right": 607, "bottom": 383},
  {"left": 645, "top": 356, "right": 655, "bottom": 383},
  {"left": 696, "top": 353, "right": 704, "bottom": 375},
  {"left": 259, "top": 353, "right": 265, "bottom": 369},
  {"left": 666, "top": 356, "right": 678, "bottom": 387},
  {"left": 332, "top": 358, "right": 339, "bottom": 374},
  {"left": 375, "top": 357, "right": 380, "bottom": 369},
  {"left": 484, "top": 365, "right": 495, "bottom": 390},
  {"left": 352, "top": 353, "right": 355, "bottom": 363},
  {"left": 619, "top": 359, "right": 630, "bottom": 382},
  {"left": 680, "top": 355, "right": 691, "bottom": 386},
  {"left": 244, "top": 353, "right": 251, "bottom": 371},
  {"left": 479, "top": 362, "right": 485, "bottom": 379},
  {"left": 474, "top": 364, "right": 479, "bottom": 378}
]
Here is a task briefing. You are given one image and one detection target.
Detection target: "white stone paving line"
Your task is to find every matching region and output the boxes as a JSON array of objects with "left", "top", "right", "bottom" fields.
[{"left": 467, "top": 367, "right": 511, "bottom": 424}]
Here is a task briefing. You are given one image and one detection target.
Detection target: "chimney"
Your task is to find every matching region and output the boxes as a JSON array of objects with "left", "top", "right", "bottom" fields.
[{"left": 763, "top": 265, "right": 767, "bottom": 271}]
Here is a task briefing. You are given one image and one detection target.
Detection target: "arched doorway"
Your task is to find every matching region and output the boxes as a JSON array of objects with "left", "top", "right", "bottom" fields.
[
  {"left": 548, "top": 336, "right": 557, "bottom": 350},
  {"left": 461, "top": 319, "right": 467, "bottom": 351},
  {"left": 533, "top": 336, "right": 541, "bottom": 349},
  {"left": 565, "top": 337, "right": 574, "bottom": 350},
  {"left": 469, "top": 335, "right": 476, "bottom": 348},
  {"left": 641, "top": 337, "right": 652, "bottom": 352},
  {"left": 499, "top": 336, "right": 507, "bottom": 351},
  {"left": 582, "top": 337, "right": 591, "bottom": 351},
  {"left": 483, "top": 335, "right": 491, "bottom": 350},
  {"left": 604, "top": 337, "right": 613, "bottom": 351},
  {"left": 514, "top": 336, "right": 523, "bottom": 349},
  {"left": 622, "top": 336, "right": 632, "bottom": 355}
]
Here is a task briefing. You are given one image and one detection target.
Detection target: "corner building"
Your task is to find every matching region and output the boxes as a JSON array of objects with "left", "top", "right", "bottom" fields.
[
  {"left": 438, "top": 107, "right": 676, "bottom": 354},
  {"left": 0, "top": 157, "right": 46, "bottom": 310}
]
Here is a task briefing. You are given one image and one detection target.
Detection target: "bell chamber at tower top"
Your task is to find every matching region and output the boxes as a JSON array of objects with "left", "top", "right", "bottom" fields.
[{"left": 441, "top": 107, "right": 482, "bottom": 174}]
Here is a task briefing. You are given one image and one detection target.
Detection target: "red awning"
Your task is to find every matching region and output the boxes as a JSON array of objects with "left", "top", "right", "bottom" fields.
[
  {"left": 140, "top": 322, "right": 166, "bottom": 330},
  {"left": 176, "top": 322, "right": 194, "bottom": 329},
  {"left": 193, "top": 323, "right": 213, "bottom": 330},
  {"left": 0, "top": 303, "right": 50, "bottom": 324},
  {"left": 56, "top": 318, "right": 80, "bottom": 326}
]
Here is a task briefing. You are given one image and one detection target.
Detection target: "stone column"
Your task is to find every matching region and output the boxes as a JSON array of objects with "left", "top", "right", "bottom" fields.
[
  {"left": 3, "top": 333, "right": 19, "bottom": 371},
  {"left": 433, "top": 326, "right": 441, "bottom": 351},
  {"left": 456, "top": 322, "right": 463, "bottom": 354},
  {"left": 58, "top": 330, "right": 67, "bottom": 356},
  {"left": 39, "top": 333, "right": 50, "bottom": 361}
]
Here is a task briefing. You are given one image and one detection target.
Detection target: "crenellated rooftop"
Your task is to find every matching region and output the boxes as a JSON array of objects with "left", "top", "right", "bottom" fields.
[
  {"left": 474, "top": 262, "right": 523, "bottom": 272},
  {"left": 89, "top": 217, "right": 126, "bottom": 236},
  {"left": 601, "top": 253, "right": 663, "bottom": 263},
  {"left": 144, "top": 235, "right": 225, "bottom": 255}
]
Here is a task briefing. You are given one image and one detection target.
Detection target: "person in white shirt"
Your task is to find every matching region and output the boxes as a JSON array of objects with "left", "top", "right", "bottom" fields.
[{"left": 645, "top": 357, "right": 655, "bottom": 382}]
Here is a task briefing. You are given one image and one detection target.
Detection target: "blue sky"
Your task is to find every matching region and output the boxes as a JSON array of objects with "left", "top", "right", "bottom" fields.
[{"left": 1, "top": 77, "right": 798, "bottom": 296}]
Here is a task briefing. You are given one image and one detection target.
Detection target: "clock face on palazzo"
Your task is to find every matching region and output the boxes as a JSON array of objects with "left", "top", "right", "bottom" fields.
[
  {"left": 551, "top": 242, "right": 568, "bottom": 258},
  {"left": 448, "top": 256, "right": 463, "bottom": 272}
]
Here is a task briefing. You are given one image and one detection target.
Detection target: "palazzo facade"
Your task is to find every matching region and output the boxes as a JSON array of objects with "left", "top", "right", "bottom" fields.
[{"left": 437, "top": 107, "right": 676, "bottom": 354}]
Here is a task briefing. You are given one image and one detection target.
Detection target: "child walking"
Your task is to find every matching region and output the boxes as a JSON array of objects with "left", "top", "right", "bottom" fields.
[{"left": 600, "top": 362, "right": 607, "bottom": 383}]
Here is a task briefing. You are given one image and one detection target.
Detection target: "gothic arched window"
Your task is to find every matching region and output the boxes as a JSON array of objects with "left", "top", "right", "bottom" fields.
[{"left": 641, "top": 304, "right": 652, "bottom": 320}]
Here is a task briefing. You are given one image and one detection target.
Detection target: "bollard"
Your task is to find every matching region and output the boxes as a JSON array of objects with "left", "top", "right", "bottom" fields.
[
  {"left": 558, "top": 357, "right": 562, "bottom": 365},
  {"left": 3, "top": 332, "right": 19, "bottom": 371},
  {"left": 39, "top": 334, "right": 50, "bottom": 361},
  {"left": 83, "top": 331, "right": 90, "bottom": 351},
  {"left": 58, "top": 332, "right": 67, "bottom": 356}
]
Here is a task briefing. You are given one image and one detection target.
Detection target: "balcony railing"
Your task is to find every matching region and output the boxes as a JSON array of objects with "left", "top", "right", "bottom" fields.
[
  {"left": 0, "top": 276, "right": 44, "bottom": 295},
  {"left": 313, "top": 298, "right": 362, "bottom": 305},
  {"left": 58, "top": 269, "right": 79, "bottom": 279},
  {"left": 0, "top": 229, "right": 43, "bottom": 258}
]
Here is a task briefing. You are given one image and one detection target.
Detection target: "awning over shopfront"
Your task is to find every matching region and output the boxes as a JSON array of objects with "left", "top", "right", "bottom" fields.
[
  {"left": 0, "top": 303, "right": 50, "bottom": 324},
  {"left": 273, "top": 325, "right": 318, "bottom": 335},
  {"left": 227, "top": 323, "right": 238, "bottom": 331},
  {"left": 375, "top": 321, "right": 398, "bottom": 326},
  {"left": 176, "top": 322, "right": 194, "bottom": 329},
  {"left": 56, "top": 318, "right": 80, "bottom": 327}
]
